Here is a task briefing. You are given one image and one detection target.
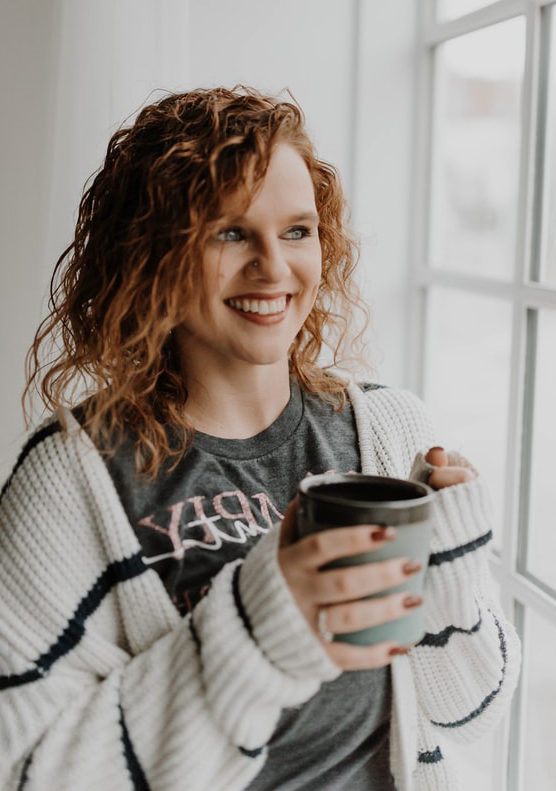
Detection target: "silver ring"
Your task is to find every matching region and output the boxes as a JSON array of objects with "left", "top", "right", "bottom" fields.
[{"left": 318, "top": 607, "right": 334, "bottom": 643}]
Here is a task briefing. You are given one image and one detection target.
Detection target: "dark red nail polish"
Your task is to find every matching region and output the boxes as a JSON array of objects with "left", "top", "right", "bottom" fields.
[
  {"left": 371, "top": 526, "right": 396, "bottom": 541},
  {"left": 389, "top": 647, "right": 410, "bottom": 657},
  {"left": 402, "top": 560, "right": 422, "bottom": 575}
]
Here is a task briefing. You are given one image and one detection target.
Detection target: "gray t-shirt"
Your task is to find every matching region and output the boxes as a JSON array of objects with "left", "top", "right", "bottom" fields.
[{"left": 104, "top": 382, "right": 396, "bottom": 790}]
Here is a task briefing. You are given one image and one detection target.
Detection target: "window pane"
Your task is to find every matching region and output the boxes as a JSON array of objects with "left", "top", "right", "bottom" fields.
[
  {"left": 424, "top": 288, "right": 512, "bottom": 545},
  {"left": 526, "top": 310, "right": 556, "bottom": 590},
  {"left": 521, "top": 608, "right": 556, "bottom": 787},
  {"left": 429, "top": 19, "right": 525, "bottom": 279},
  {"left": 436, "top": 0, "right": 493, "bottom": 21},
  {"left": 539, "top": 7, "right": 556, "bottom": 286}
]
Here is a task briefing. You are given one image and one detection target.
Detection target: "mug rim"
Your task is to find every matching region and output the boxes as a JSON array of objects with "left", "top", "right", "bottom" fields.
[{"left": 298, "top": 472, "right": 434, "bottom": 511}]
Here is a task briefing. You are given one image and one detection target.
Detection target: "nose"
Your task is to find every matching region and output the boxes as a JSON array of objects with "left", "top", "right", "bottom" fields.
[{"left": 245, "top": 237, "right": 290, "bottom": 282}]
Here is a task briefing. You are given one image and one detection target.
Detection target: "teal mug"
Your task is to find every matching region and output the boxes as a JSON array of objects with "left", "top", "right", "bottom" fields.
[{"left": 297, "top": 473, "right": 434, "bottom": 646}]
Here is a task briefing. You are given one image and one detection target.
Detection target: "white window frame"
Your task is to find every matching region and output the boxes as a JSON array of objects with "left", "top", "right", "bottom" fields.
[{"left": 409, "top": 1, "right": 556, "bottom": 789}]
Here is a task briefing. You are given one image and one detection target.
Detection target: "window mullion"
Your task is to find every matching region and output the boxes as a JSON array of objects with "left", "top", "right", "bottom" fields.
[
  {"left": 427, "top": 0, "right": 526, "bottom": 45},
  {"left": 504, "top": 5, "right": 543, "bottom": 790},
  {"left": 406, "top": 5, "right": 436, "bottom": 395},
  {"left": 502, "top": 0, "right": 540, "bottom": 575}
]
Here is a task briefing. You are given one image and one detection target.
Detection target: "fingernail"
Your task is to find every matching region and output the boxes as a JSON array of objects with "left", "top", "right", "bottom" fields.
[
  {"left": 389, "top": 646, "right": 410, "bottom": 657},
  {"left": 429, "top": 446, "right": 444, "bottom": 453},
  {"left": 403, "top": 594, "right": 423, "bottom": 609},
  {"left": 371, "top": 526, "right": 396, "bottom": 541},
  {"left": 402, "top": 559, "right": 422, "bottom": 575}
]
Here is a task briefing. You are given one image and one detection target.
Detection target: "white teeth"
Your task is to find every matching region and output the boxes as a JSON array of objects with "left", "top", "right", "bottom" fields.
[{"left": 228, "top": 297, "right": 286, "bottom": 315}]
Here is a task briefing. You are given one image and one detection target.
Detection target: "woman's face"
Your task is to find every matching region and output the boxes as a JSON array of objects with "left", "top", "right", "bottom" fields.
[{"left": 176, "top": 143, "right": 322, "bottom": 382}]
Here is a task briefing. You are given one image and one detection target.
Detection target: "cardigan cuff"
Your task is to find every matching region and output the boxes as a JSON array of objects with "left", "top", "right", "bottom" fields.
[
  {"left": 239, "top": 525, "right": 340, "bottom": 682},
  {"left": 408, "top": 451, "right": 496, "bottom": 634},
  {"left": 410, "top": 450, "right": 492, "bottom": 555},
  {"left": 191, "top": 526, "right": 339, "bottom": 751}
]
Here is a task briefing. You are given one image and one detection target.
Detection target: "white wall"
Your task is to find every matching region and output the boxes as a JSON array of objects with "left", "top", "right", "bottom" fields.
[
  {"left": 0, "top": 0, "right": 60, "bottom": 476},
  {"left": 187, "top": 0, "right": 357, "bottom": 198},
  {"left": 352, "top": 2, "right": 418, "bottom": 384},
  {"left": 0, "top": 0, "right": 191, "bottom": 481},
  {"left": 0, "top": 0, "right": 417, "bottom": 480},
  {"left": 44, "top": 0, "right": 191, "bottom": 283}
]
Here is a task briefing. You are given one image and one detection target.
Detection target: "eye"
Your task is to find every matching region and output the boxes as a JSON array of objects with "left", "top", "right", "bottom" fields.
[
  {"left": 216, "top": 227, "right": 245, "bottom": 243},
  {"left": 283, "top": 226, "right": 311, "bottom": 240}
]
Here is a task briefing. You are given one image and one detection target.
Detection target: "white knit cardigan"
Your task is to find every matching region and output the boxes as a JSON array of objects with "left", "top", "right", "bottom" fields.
[{"left": 0, "top": 385, "right": 521, "bottom": 791}]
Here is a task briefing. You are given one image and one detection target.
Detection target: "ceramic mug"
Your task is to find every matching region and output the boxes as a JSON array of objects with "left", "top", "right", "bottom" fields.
[{"left": 297, "top": 473, "right": 434, "bottom": 646}]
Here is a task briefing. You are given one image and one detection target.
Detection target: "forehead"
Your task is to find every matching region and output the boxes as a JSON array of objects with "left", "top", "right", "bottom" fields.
[{"left": 218, "top": 144, "right": 316, "bottom": 220}]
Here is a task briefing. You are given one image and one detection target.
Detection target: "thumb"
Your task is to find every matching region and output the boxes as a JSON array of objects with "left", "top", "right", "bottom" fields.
[{"left": 425, "top": 446, "right": 449, "bottom": 467}]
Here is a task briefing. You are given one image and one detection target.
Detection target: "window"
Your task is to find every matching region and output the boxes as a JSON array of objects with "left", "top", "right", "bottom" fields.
[{"left": 411, "top": 2, "right": 556, "bottom": 789}]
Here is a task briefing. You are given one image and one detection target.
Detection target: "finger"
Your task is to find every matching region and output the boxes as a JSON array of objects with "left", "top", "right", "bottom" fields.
[
  {"left": 425, "top": 446, "right": 448, "bottom": 467},
  {"left": 313, "top": 557, "right": 422, "bottom": 604},
  {"left": 324, "top": 592, "right": 423, "bottom": 636},
  {"left": 324, "top": 640, "right": 406, "bottom": 671},
  {"left": 286, "top": 524, "right": 396, "bottom": 569},
  {"left": 279, "top": 498, "right": 299, "bottom": 547},
  {"left": 428, "top": 466, "right": 475, "bottom": 490}
]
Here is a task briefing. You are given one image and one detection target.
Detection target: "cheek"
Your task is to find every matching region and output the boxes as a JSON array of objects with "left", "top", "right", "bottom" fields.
[
  {"left": 303, "top": 243, "right": 323, "bottom": 287},
  {"left": 302, "top": 267, "right": 321, "bottom": 318},
  {"left": 301, "top": 252, "right": 323, "bottom": 318},
  {"left": 309, "top": 257, "right": 323, "bottom": 297},
  {"left": 203, "top": 246, "right": 229, "bottom": 286}
]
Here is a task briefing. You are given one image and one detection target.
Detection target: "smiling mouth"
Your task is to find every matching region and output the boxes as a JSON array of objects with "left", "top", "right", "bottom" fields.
[{"left": 225, "top": 296, "right": 289, "bottom": 316}]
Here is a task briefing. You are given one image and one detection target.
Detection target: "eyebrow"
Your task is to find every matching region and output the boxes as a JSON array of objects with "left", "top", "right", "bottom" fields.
[
  {"left": 287, "top": 212, "right": 320, "bottom": 223},
  {"left": 221, "top": 211, "right": 320, "bottom": 225}
]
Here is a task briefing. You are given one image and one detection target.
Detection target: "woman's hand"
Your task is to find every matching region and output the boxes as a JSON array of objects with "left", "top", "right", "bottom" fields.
[
  {"left": 277, "top": 449, "right": 476, "bottom": 670},
  {"left": 425, "top": 446, "right": 476, "bottom": 489},
  {"left": 277, "top": 500, "right": 424, "bottom": 671}
]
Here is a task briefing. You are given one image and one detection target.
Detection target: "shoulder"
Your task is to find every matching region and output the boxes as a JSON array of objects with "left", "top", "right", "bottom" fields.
[
  {"left": 347, "top": 382, "right": 436, "bottom": 476},
  {"left": 0, "top": 409, "right": 92, "bottom": 507},
  {"left": 1, "top": 417, "right": 61, "bottom": 501},
  {"left": 349, "top": 382, "right": 431, "bottom": 428}
]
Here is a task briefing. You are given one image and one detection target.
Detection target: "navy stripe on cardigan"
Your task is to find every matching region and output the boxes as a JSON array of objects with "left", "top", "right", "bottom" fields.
[
  {"left": 119, "top": 701, "right": 151, "bottom": 790},
  {"left": 430, "top": 612, "right": 508, "bottom": 729},
  {"left": 17, "top": 752, "right": 34, "bottom": 791},
  {"left": 0, "top": 552, "right": 147, "bottom": 690},
  {"left": 232, "top": 564, "right": 254, "bottom": 637},
  {"left": 417, "top": 746, "right": 443, "bottom": 764},
  {"left": 231, "top": 564, "right": 268, "bottom": 761},
  {"left": 419, "top": 614, "right": 482, "bottom": 648},
  {"left": 240, "top": 745, "right": 266, "bottom": 759},
  {"left": 428, "top": 531, "right": 492, "bottom": 566},
  {"left": 0, "top": 421, "right": 62, "bottom": 502}
]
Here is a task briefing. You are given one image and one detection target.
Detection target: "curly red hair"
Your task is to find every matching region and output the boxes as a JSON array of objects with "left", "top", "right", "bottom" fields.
[{"left": 25, "top": 86, "right": 369, "bottom": 474}]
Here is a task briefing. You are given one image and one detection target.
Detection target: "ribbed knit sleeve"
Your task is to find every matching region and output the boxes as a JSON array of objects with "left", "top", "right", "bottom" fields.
[
  {"left": 347, "top": 384, "right": 435, "bottom": 478},
  {"left": 0, "top": 415, "right": 336, "bottom": 791},
  {"left": 191, "top": 529, "right": 340, "bottom": 752},
  {"left": 349, "top": 385, "right": 521, "bottom": 789},
  {"left": 408, "top": 452, "right": 521, "bottom": 744}
]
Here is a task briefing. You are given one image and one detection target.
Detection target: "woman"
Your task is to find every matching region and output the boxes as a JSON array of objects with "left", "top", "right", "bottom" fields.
[{"left": 0, "top": 87, "right": 520, "bottom": 790}]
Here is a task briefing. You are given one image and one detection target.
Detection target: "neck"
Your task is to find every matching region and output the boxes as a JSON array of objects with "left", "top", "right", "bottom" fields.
[{"left": 182, "top": 362, "right": 292, "bottom": 439}]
